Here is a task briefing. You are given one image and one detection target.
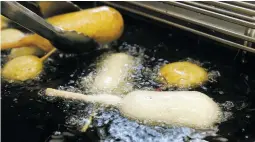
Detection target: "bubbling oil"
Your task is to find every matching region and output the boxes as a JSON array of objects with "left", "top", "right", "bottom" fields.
[
  {"left": 78, "top": 48, "right": 144, "bottom": 95},
  {"left": 94, "top": 108, "right": 219, "bottom": 142},
  {"left": 37, "top": 42, "right": 235, "bottom": 141},
  {"left": 1, "top": 41, "right": 234, "bottom": 141}
]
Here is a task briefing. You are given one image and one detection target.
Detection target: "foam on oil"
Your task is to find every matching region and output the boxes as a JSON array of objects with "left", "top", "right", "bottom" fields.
[
  {"left": 39, "top": 42, "right": 235, "bottom": 141},
  {"left": 1, "top": 42, "right": 236, "bottom": 141}
]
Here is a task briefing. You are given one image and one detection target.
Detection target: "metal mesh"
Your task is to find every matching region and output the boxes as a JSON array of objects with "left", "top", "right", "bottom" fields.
[{"left": 100, "top": 1, "right": 255, "bottom": 53}]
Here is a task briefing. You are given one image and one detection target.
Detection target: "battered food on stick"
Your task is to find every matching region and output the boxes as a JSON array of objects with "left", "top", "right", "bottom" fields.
[
  {"left": 45, "top": 88, "right": 222, "bottom": 129},
  {"left": 1, "top": 6, "right": 124, "bottom": 51}
]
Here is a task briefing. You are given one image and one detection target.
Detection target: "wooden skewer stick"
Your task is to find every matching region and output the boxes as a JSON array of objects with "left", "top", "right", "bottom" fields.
[
  {"left": 45, "top": 88, "right": 222, "bottom": 129},
  {"left": 40, "top": 48, "right": 57, "bottom": 61},
  {"left": 45, "top": 88, "right": 122, "bottom": 106}
]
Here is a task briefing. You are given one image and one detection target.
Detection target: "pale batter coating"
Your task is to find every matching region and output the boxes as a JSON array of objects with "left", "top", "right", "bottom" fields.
[
  {"left": 120, "top": 90, "right": 221, "bottom": 129},
  {"left": 92, "top": 53, "right": 134, "bottom": 94},
  {"left": 45, "top": 88, "right": 222, "bottom": 129},
  {"left": 1, "top": 28, "right": 24, "bottom": 45}
]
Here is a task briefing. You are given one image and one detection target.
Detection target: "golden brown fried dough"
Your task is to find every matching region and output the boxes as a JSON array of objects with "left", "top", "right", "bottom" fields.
[
  {"left": 2, "top": 55, "right": 43, "bottom": 81},
  {"left": 1, "top": 15, "right": 9, "bottom": 29},
  {"left": 2, "top": 49, "right": 56, "bottom": 82},
  {"left": 1, "top": 6, "right": 124, "bottom": 51},
  {"left": 9, "top": 46, "right": 45, "bottom": 59},
  {"left": 159, "top": 61, "right": 208, "bottom": 88},
  {"left": 47, "top": 6, "right": 124, "bottom": 43}
]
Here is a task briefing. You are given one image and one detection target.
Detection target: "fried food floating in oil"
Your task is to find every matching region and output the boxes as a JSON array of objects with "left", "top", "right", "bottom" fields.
[
  {"left": 9, "top": 46, "right": 45, "bottom": 59},
  {"left": 2, "top": 49, "right": 56, "bottom": 82},
  {"left": 159, "top": 61, "right": 208, "bottom": 88},
  {"left": 92, "top": 53, "right": 134, "bottom": 94},
  {"left": 1, "top": 29, "right": 45, "bottom": 58},
  {"left": 2, "top": 34, "right": 53, "bottom": 52},
  {"left": 45, "top": 88, "right": 222, "bottom": 129},
  {"left": 2, "top": 55, "right": 43, "bottom": 81},
  {"left": 1, "top": 6, "right": 124, "bottom": 51}
]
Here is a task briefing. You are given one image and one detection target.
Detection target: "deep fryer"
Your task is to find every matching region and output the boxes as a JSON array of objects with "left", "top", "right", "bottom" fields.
[{"left": 1, "top": 1, "right": 255, "bottom": 142}]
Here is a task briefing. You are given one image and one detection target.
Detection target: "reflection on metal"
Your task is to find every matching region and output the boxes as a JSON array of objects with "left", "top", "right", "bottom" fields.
[
  {"left": 100, "top": 1, "right": 255, "bottom": 53},
  {"left": 202, "top": 1, "right": 255, "bottom": 16},
  {"left": 37, "top": 1, "right": 81, "bottom": 18},
  {"left": 244, "top": 24, "right": 255, "bottom": 48}
]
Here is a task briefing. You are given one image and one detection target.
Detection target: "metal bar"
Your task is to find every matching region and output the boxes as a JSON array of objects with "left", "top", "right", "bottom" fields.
[
  {"left": 182, "top": 1, "right": 255, "bottom": 22},
  {"left": 226, "top": 1, "right": 255, "bottom": 10},
  {"left": 102, "top": 2, "right": 255, "bottom": 53},
  {"left": 202, "top": 1, "right": 255, "bottom": 16},
  {"left": 164, "top": 1, "right": 255, "bottom": 28},
  {"left": 126, "top": 1, "right": 255, "bottom": 43}
]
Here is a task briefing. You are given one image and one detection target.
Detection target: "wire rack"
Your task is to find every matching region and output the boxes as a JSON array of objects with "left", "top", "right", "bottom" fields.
[{"left": 100, "top": 1, "right": 255, "bottom": 53}]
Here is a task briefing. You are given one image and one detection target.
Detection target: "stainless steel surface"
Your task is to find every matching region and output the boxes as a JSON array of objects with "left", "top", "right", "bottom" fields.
[
  {"left": 202, "top": 1, "right": 255, "bottom": 16},
  {"left": 100, "top": 1, "right": 255, "bottom": 53},
  {"left": 226, "top": 1, "right": 255, "bottom": 10},
  {"left": 37, "top": 1, "right": 81, "bottom": 18},
  {"left": 2, "top": 1, "right": 59, "bottom": 39},
  {"left": 166, "top": 1, "right": 255, "bottom": 28},
  {"left": 182, "top": 2, "right": 255, "bottom": 22},
  {"left": 2, "top": 1, "right": 98, "bottom": 53}
]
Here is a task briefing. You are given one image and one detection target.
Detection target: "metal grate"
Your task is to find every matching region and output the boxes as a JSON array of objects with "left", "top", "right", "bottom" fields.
[{"left": 100, "top": 1, "right": 255, "bottom": 53}]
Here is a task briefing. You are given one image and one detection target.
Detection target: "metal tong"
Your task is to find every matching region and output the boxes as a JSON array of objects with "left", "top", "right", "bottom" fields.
[{"left": 1, "top": 1, "right": 99, "bottom": 54}]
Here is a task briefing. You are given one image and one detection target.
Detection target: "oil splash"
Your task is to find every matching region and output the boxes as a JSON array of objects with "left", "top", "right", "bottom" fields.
[
  {"left": 40, "top": 42, "right": 225, "bottom": 142},
  {"left": 94, "top": 108, "right": 218, "bottom": 142},
  {"left": 78, "top": 46, "right": 144, "bottom": 95}
]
